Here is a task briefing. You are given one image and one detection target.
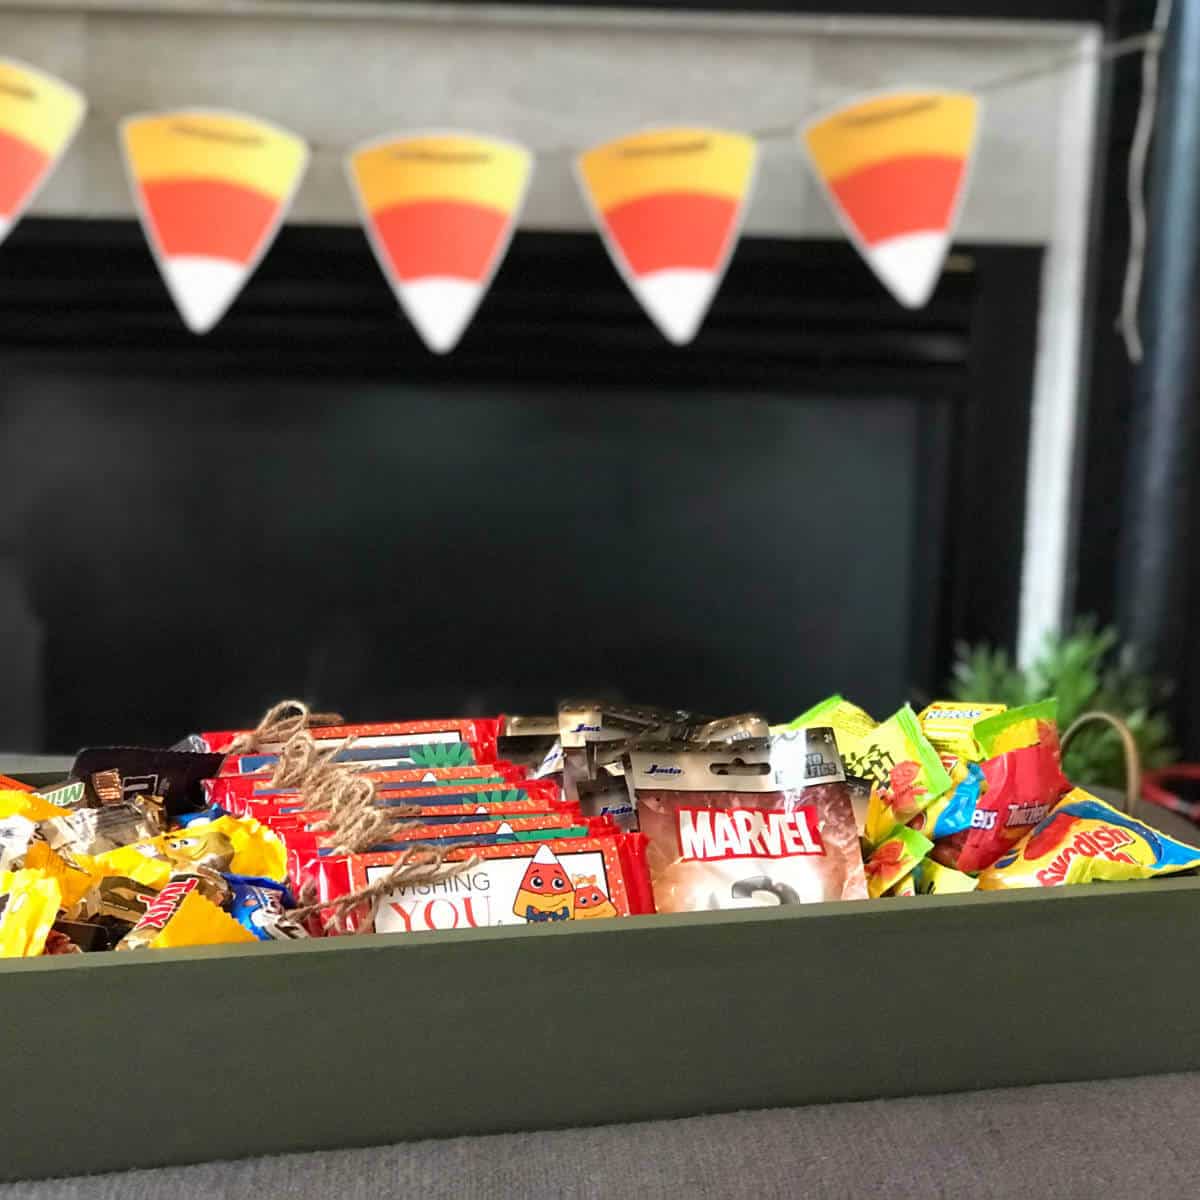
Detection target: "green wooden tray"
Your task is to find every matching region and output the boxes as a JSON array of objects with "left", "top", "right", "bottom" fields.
[{"left": 4, "top": 877, "right": 1200, "bottom": 1181}]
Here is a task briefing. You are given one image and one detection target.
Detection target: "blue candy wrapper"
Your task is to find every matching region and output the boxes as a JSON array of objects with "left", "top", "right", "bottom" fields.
[
  {"left": 910, "top": 762, "right": 985, "bottom": 841},
  {"left": 223, "top": 874, "right": 306, "bottom": 940}
]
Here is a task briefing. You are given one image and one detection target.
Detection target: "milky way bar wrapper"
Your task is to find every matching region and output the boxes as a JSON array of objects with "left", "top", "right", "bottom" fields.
[
  {"left": 325, "top": 833, "right": 653, "bottom": 935},
  {"left": 628, "top": 728, "right": 867, "bottom": 913},
  {"left": 70, "top": 748, "right": 227, "bottom": 816},
  {"left": 207, "top": 719, "right": 502, "bottom": 770},
  {"left": 206, "top": 763, "right": 528, "bottom": 814}
]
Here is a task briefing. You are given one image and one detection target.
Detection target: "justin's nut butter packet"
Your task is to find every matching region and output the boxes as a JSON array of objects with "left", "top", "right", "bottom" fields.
[{"left": 627, "top": 728, "right": 867, "bottom": 913}]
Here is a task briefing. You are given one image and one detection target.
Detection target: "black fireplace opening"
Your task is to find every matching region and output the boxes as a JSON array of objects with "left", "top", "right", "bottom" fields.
[{"left": 0, "top": 219, "right": 1041, "bottom": 750}]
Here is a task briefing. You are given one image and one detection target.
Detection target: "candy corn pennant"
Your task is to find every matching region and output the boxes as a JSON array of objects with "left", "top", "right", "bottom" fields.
[
  {"left": 576, "top": 128, "right": 757, "bottom": 345},
  {"left": 121, "top": 111, "right": 308, "bottom": 333},
  {"left": 348, "top": 132, "right": 532, "bottom": 353},
  {"left": 0, "top": 59, "right": 86, "bottom": 248},
  {"left": 803, "top": 91, "right": 979, "bottom": 308}
]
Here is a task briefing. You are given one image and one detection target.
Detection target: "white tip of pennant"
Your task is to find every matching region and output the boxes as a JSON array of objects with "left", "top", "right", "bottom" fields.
[
  {"left": 628, "top": 268, "right": 718, "bottom": 345},
  {"left": 862, "top": 231, "right": 950, "bottom": 309},
  {"left": 161, "top": 256, "right": 248, "bottom": 334},
  {"left": 0, "top": 214, "right": 11, "bottom": 248},
  {"left": 496, "top": 822, "right": 515, "bottom": 836},
  {"left": 398, "top": 277, "right": 486, "bottom": 354}
]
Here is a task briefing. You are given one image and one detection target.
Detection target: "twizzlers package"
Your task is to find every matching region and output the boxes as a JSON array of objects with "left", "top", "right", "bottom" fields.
[{"left": 627, "top": 728, "right": 867, "bottom": 913}]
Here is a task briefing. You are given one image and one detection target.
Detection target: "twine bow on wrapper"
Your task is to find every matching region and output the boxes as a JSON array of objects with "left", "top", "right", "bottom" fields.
[
  {"left": 222, "top": 699, "right": 345, "bottom": 758},
  {"left": 231, "top": 701, "right": 478, "bottom": 935}
]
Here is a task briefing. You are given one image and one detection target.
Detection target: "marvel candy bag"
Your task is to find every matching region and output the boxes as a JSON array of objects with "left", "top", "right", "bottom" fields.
[
  {"left": 978, "top": 790, "right": 1200, "bottom": 890},
  {"left": 627, "top": 728, "right": 866, "bottom": 913}
]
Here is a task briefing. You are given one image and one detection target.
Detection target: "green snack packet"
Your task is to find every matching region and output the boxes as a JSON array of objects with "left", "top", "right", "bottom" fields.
[
  {"left": 914, "top": 858, "right": 978, "bottom": 895},
  {"left": 855, "top": 705, "right": 953, "bottom": 848},
  {"left": 772, "top": 695, "right": 877, "bottom": 742},
  {"left": 865, "top": 825, "right": 933, "bottom": 899},
  {"left": 973, "top": 699, "right": 1059, "bottom": 758}
]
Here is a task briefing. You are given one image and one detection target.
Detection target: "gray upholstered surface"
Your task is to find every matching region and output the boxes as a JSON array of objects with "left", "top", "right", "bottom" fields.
[{"left": 6, "top": 1072, "right": 1200, "bottom": 1198}]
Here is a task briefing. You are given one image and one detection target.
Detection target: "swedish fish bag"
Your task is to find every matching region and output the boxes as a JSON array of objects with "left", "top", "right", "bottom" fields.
[{"left": 978, "top": 789, "right": 1200, "bottom": 890}]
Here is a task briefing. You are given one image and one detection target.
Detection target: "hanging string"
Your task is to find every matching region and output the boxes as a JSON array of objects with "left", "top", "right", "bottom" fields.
[
  {"left": 1118, "top": 0, "right": 1174, "bottom": 363},
  {"left": 82, "top": 25, "right": 1161, "bottom": 158}
]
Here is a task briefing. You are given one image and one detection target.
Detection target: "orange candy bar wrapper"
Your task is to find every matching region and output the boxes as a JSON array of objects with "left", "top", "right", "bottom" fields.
[{"left": 323, "top": 833, "right": 652, "bottom": 935}]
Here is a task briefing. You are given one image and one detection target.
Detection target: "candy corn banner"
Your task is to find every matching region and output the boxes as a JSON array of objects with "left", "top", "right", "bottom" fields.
[
  {"left": 803, "top": 90, "right": 980, "bottom": 308},
  {"left": 348, "top": 132, "right": 532, "bottom": 353},
  {"left": 121, "top": 110, "right": 308, "bottom": 333},
  {"left": 576, "top": 128, "right": 758, "bottom": 345},
  {"left": 0, "top": 59, "right": 85, "bottom": 248}
]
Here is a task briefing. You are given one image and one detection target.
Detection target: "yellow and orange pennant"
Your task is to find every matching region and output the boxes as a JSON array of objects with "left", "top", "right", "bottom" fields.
[
  {"left": 121, "top": 110, "right": 308, "bottom": 333},
  {"left": 347, "top": 132, "right": 532, "bottom": 353},
  {"left": 803, "top": 90, "right": 980, "bottom": 308},
  {"left": 576, "top": 127, "right": 757, "bottom": 344},
  {"left": 0, "top": 59, "right": 86, "bottom": 249}
]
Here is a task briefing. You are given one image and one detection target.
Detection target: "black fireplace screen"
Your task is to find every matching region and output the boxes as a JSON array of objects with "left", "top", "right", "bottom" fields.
[{"left": 0, "top": 220, "right": 1040, "bottom": 750}]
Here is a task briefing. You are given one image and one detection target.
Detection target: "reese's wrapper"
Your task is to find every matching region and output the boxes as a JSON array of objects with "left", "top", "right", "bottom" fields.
[
  {"left": 627, "top": 728, "right": 866, "bottom": 913},
  {"left": 116, "top": 873, "right": 255, "bottom": 951},
  {"left": 864, "top": 826, "right": 933, "bottom": 899},
  {"left": 856, "top": 706, "right": 953, "bottom": 848},
  {"left": 978, "top": 790, "right": 1200, "bottom": 890}
]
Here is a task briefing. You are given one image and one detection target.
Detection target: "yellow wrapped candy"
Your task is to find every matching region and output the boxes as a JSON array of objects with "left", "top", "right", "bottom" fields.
[
  {"left": 0, "top": 789, "right": 70, "bottom": 822},
  {"left": 93, "top": 815, "right": 287, "bottom": 887},
  {"left": 116, "top": 875, "right": 255, "bottom": 951},
  {"left": 917, "top": 700, "right": 1007, "bottom": 766},
  {"left": 0, "top": 869, "right": 61, "bottom": 957},
  {"left": 23, "top": 842, "right": 100, "bottom": 912}
]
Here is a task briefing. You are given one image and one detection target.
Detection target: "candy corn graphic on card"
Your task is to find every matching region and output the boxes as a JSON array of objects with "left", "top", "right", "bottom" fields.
[
  {"left": 576, "top": 127, "right": 757, "bottom": 344},
  {"left": 121, "top": 110, "right": 308, "bottom": 333},
  {"left": 0, "top": 59, "right": 85, "bottom": 248},
  {"left": 803, "top": 90, "right": 979, "bottom": 308},
  {"left": 348, "top": 132, "right": 532, "bottom": 353}
]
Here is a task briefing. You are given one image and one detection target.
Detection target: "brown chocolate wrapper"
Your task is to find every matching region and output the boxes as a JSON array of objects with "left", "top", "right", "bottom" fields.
[{"left": 628, "top": 729, "right": 868, "bottom": 913}]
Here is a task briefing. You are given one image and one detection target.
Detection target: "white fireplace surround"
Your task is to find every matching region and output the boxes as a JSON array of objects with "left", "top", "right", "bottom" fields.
[{"left": 0, "top": 1, "right": 1102, "bottom": 664}]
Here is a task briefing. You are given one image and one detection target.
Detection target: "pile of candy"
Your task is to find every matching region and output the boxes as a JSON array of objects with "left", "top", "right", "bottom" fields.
[{"left": 0, "top": 694, "right": 1196, "bottom": 956}]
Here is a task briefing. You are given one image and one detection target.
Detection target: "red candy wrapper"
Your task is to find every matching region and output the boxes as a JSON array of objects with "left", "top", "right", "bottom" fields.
[
  {"left": 320, "top": 833, "right": 652, "bottom": 934},
  {"left": 209, "top": 719, "right": 502, "bottom": 774},
  {"left": 207, "top": 763, "right": 528, "bottom": 814},
  {"left": 942, "top": 721, "right": 1071, "bottom": 874},
  {"left": 627, "top": 728, "right": 867, "bottom": 913}
]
